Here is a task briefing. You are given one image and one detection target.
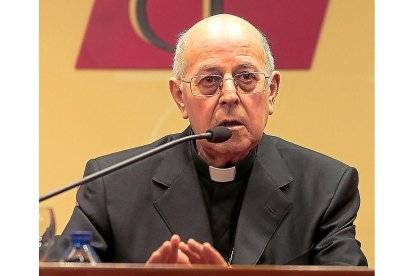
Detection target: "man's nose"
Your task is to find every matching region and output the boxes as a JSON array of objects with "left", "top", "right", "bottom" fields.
[{"left": 219, "top": 78, "right": 239, "bottom": 106}]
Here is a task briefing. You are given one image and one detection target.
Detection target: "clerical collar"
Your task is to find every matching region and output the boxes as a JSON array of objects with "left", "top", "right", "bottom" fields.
[
  {"left": 208, "top": 166, "right": 236, "bottom": 182},
  {"left": 190, "top": 140, "right": 257, "bottom": 183}
]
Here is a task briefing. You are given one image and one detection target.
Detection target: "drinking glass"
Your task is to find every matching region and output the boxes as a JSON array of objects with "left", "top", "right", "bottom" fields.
[{"left": 39, "top": 207, "right": 55, "bottom": 261}]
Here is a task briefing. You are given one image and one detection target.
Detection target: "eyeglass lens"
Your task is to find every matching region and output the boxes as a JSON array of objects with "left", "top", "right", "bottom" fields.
[{"left": 191, "top": 73, "right": 266, "bottom": 96}]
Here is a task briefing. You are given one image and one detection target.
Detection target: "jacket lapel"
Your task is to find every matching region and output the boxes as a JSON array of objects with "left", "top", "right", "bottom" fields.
[
  {"left": 232, "top": 135, "right": 294, "bottom": 264},
  {"left": 152, "top": 141, "right": 213, "bottom": 244},
  {"left": 149, "top": 131, "right": 293, "bottom": 263}
]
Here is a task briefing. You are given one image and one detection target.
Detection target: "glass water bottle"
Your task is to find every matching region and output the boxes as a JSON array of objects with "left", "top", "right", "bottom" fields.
[{"left": 60, "top": 231, "right": 101, "bottom": 264}]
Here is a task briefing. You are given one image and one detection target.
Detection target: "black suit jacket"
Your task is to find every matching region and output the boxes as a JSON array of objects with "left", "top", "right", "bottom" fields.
[{"left": 52, "top": 127, "right": 367, "bottom": 265}]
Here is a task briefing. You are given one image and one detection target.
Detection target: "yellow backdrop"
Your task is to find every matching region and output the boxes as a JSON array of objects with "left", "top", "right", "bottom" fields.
[{"left": 40, "top": 0, "right": 374, "bottom": 266}]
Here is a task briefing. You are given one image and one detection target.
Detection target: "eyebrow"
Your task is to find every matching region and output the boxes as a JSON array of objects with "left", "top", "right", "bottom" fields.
[
  {"left": 195, "top": 63, "right": 259, "bottom": 75},
  {"left": 196, "top": 65, "right": 223, "bottom": 74},
  {"left": 236, "top": 63, "right": 258, "bottom": 71}
]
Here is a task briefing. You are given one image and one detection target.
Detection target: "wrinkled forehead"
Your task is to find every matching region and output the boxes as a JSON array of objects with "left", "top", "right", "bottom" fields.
[
  {"left": 187, "top": 15, "right": 263, "bottom": 46},
  {"left": 183, "top": 15, "right": 265, "bottom": 65}
]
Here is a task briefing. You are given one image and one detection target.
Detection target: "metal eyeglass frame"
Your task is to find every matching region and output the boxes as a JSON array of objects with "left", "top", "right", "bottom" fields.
[{"left": 180, "top": 72, "right": 271, "bottom": 97}]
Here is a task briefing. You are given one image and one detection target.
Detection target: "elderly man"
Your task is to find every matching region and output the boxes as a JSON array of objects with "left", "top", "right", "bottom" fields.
[{"left": 54, "top": 14, "right": 367, "bottom": 266}]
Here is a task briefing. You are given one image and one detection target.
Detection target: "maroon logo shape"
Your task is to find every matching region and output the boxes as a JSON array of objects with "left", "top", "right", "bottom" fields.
[{"left": 76, "top": 0, "right": 328, "bottom": 69}]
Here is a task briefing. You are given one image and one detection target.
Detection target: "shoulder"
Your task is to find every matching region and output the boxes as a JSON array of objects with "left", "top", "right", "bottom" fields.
[
  {"left": 261, "top": 134, "right": 355, "bottom": 185},
  {"left": 262, "top": 134, "right": 349, "bottom": 167},
  {"left": 86, "top": 128, "right": 190, "bottom": 171}
]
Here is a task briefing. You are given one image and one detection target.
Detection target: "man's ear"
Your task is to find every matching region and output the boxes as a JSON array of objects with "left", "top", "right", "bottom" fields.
[
  {"left": 169, "top": 78, "right": 188, "bottom": 119},
  {"left": 268, "top": 71, "right": 280, "bottom": 115}
]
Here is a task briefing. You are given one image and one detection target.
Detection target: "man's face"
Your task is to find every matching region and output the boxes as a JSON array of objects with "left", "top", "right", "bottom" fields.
[{"left": 170, "top": 17, "right": 280, "bottom": 166}]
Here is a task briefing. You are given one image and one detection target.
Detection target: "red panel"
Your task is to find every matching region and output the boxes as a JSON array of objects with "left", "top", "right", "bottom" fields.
[
  {"left": 76, "top": 0, "right": 328, "bottom": 69},
  {"left": 76, "top": 0, "right": 169, "bottom": 68},
  {"left": 223, "top": 0, "right": 328, "bottom": 69},
  {"left": 146, "top": 0, "right": 202, "bottom": 46}
]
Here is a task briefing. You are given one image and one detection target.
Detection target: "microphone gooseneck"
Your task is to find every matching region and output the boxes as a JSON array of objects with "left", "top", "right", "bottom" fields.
[{"left": 39, "top": 127, "right": 231, "bottom": 202}]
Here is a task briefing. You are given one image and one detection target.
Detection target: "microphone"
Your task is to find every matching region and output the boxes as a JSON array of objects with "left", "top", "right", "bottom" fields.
[
  {"left": 206, "top": 126, "right": 232, "bottom": 142},
  {"left": 39, "top": 126, "right": 232, "bottom": 202}
]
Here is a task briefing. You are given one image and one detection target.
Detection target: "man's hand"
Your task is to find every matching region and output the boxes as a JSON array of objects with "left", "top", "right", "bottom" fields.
[
  {"left": 179, "top": 238, "right": 228, "bottom": 266},
  {"left": 146, "top": 235, "right": 227, "bottom": 266},
  {"left": 145, "top": 235, "right": 190, "bottom": 265}
]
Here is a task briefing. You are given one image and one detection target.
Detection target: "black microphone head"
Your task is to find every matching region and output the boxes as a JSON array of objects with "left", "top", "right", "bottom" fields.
[{"left": 206, "top": 126, "right": 232, "bottom": 143}]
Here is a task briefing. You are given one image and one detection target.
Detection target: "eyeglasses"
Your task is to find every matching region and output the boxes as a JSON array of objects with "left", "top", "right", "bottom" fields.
[{"left": 180, "top": 72, "right": 271, "bottom": 97}]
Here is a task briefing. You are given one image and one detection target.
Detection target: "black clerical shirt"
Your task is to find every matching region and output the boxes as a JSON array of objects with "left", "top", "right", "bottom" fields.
[{"left": 190, "top": 142, "right": 256, "bottom": 262}]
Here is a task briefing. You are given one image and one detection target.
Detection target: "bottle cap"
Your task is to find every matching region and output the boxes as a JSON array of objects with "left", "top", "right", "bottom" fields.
[{"left": 70, "top": 231, "right": 92, "bottom": 245}]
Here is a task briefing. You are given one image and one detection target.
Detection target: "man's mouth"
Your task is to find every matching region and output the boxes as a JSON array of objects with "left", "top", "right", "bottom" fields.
[{"left": 218, "top": 120, "right": 243, "bottom": 128}]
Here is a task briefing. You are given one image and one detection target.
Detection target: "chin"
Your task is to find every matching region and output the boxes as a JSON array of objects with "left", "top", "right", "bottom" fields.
[{"left": 211, "top": 137, "right": 253, "bottom": 156}]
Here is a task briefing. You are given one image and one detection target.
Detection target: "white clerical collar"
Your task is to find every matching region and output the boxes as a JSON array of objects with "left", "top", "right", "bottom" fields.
[{"left": 208, "top": 166, "right": 236, "bottom": 182}]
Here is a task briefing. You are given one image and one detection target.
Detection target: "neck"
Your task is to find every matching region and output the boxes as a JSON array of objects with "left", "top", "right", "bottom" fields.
[{"left": 196, "top": 142, "right": 250, "bottom": 167}]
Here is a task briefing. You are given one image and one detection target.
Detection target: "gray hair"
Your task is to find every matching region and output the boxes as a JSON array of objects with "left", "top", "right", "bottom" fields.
[{"left": 172, "top": 30, "right": 275, "bottom": 80}]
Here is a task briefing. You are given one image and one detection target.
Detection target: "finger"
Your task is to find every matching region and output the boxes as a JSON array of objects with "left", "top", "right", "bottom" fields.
[
  {"left": 170, "top": 234, "right": 181, "bottom": 251},
  {"left": 159, "top": 241, "right": 173, "bottom": 262},
  {"left": 146, "top": 241, "right": 171, "bottom": 264},
  {"left": 202, "top": 242, "right": 227, "bottom": 266},
  {"left": 187, "top": 238, "right": 204, "bottom": 256},
  {"left": 167, "top": 235, "right": 180, "bottom": 263},
  {"left": 179, "top": 241, "right": 202, "bottom": 264},
  {"left": 188, "top": 239, "right": 213, "bottom": 264},
  {"left": 176, "top": 249, "right": 192, "bottom": 265},
  {"left": 146, "top": 251, "right": 162, "bottom": 264}
]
